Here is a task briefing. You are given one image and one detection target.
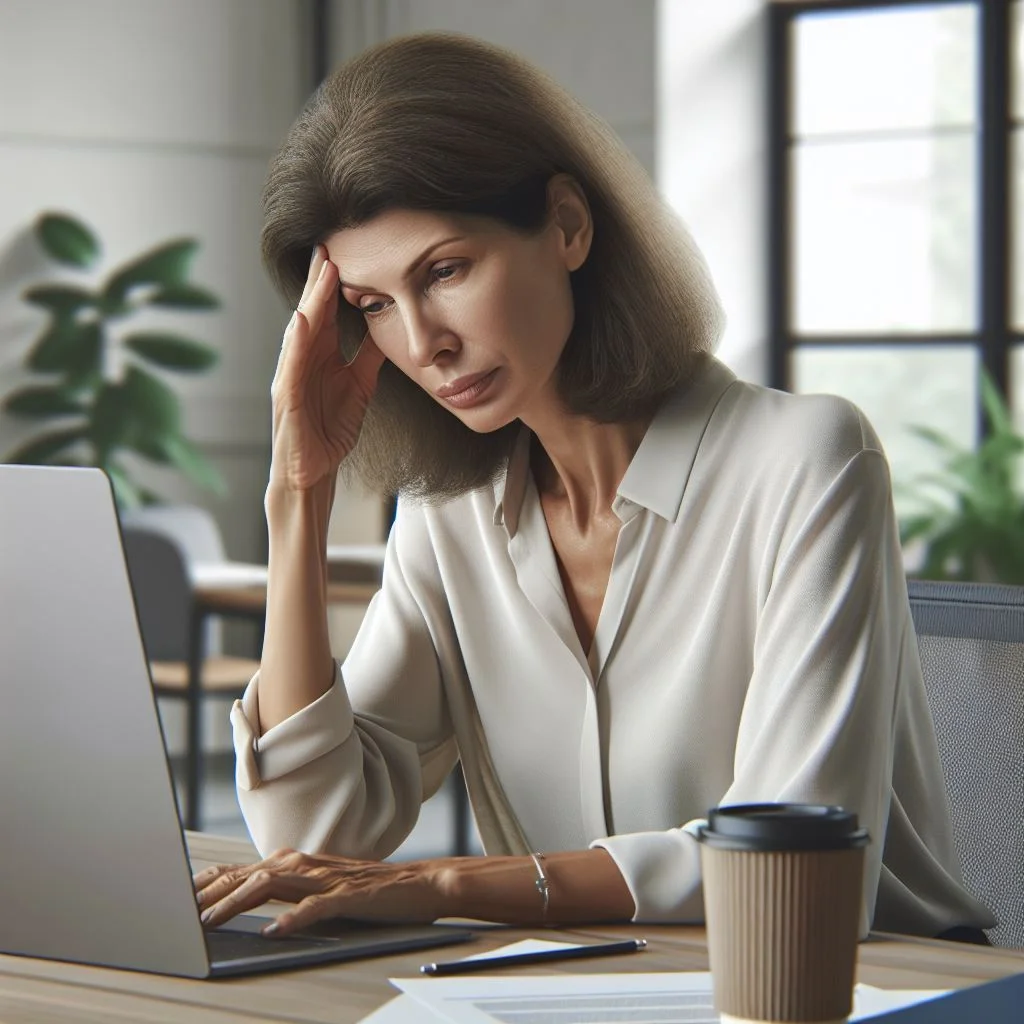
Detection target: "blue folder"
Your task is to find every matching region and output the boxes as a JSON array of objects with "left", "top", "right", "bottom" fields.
[{"left": 869, "top": 971, "right": 1024, "bottom": 1022}]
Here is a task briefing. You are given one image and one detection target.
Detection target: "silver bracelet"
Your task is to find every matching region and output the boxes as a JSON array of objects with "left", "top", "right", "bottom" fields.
[{"left": 529, "top": 852, "right": 550, "bottom": 917}]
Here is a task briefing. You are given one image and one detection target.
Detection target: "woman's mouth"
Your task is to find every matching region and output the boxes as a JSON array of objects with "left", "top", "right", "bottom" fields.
[{"left": 435, "top": 369, "right": 499, "bottom": 409}]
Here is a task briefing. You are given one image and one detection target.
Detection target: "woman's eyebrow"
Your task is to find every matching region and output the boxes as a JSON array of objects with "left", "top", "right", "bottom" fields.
[{"left": 338, "top": 235, "right": 466, "bottom": 290}]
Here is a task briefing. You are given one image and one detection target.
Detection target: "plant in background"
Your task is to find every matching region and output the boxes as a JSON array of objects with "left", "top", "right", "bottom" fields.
[
  {"left": 899, "top": 370, "right": 1024, "bottom": 584},
  {"left": 2, "top": 211, "right": 226, "bottom": 506}
]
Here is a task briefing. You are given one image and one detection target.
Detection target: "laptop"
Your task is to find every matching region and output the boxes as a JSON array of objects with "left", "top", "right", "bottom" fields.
[{"left": 0, "top": 464, "right": 472, "bottom": 978}]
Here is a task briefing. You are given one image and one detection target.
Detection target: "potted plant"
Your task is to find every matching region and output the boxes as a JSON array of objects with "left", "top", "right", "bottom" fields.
[
  {"left": 899, "top": 370, "right": 1024, "bottom": 583},
  {"left": 2, "top": 211, "right": 226, "bottom": 506}
]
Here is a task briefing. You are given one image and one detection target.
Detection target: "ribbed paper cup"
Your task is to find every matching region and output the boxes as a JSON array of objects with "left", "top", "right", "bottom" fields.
[{"left": 697, "top": 805, "right": 869, "bottom": 1024}]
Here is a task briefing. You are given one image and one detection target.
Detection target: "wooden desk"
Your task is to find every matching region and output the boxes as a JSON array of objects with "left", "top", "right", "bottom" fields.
[
  {"left": 0, "top": 832, "right": 1021, "bottom": 1024},
  {"left": 195, "top": 580, "right": 381, "bottom": 616}
]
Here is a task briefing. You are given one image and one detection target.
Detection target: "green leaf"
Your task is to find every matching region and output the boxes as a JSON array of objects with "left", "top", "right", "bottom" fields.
[
  {"left": 105, "top": 462, "right": 147, "bottom": 509},
  {"left": 26, "top": 320, "right": 103, "bottom": 375},
  {"left": 35, "top": 213, "right": 100, "bottom": 268},
  {"left": 124, "top": 332, "right": 219, "bottom": 372},
  {"left": 148, "top": 283, "right": 220, "bottom": 311},
  {"left": 3, "top": 426, "right": 89, "bottom": 465},
  {"left": 89, "top": 382, "right": 136, "bottom": 459},
  {"left": 102, "top": 239, "right": 199, "bottom": 308},
  {"left": 22, "top": 285, "right": 97, "bottom": 317},
  {"left": 127, "top": 434, "right": 172, "bottom": 464},
  {"left": 979, "top": 369, "right": 1013, "bottom": 437},
  {"left": 3, "top": 386, "right": 85, "bottom": 418},
  {"left": 122, "top": 366, "right": 181, "bottom": 435},
  {"left": 87, "top": 368, "right": 182, "bottom": 462},
  {"left": 906, "top": 424, "right": 963, "bottom": 453},
  {"left": 900, "top": 513, "right": 943, "bottom": 546},
  {"left": 160, "top": 434, "right": 226, "bottom": 495}
]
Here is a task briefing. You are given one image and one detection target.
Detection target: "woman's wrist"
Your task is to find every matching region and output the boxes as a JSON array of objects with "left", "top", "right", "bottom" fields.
[
  {"left": 419, "top": 849, "right": 635, "bottom": 925},
  {"left": 422, "top": 855, "right": 540, "bottom": 923},
  {"left": 265, "top": 473, "right": 336, "bottom": 528}
]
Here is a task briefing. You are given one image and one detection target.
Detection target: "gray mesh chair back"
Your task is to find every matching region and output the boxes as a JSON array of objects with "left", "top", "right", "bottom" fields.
[{"left": 907, "top": 578, "right": 1024, "bottom": 947}]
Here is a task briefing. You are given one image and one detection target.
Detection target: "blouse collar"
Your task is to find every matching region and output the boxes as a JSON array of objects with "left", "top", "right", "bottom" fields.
[{"left": 493, "top": 356, "right": 738, "bottom": 536}]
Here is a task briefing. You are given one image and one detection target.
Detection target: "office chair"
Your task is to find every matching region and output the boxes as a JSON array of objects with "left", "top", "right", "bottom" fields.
[
  {"left": 907, "top": 578, "right": 1024, "bottom": 948},
  {"left": 121, "top": 526, "right": 259, "bottom": 831},
  {"left": 120, "top": 503, "right": 231, "bottom": 654}
]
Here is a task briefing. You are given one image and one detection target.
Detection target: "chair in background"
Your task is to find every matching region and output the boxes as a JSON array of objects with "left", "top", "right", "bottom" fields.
[
  {"left": 120, "top": 525, "right": 259, "bottom": 831},
  {"left": 120, "top": 503, "right": 232, "bottom": 654},
  {"left": 907, "top": 578, "right": 1024, "bottom": 948}
]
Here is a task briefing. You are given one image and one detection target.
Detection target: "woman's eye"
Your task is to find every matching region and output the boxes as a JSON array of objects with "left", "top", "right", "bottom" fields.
[
  {"left": 432, "top": 263, "right": 459, "bottom": 282},
  {"left": 360, "top": 299, "right": 388, "bottom": 316}
]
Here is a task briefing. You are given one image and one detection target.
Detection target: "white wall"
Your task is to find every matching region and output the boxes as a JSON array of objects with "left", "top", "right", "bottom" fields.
[
  {"left": 0, "top": 0, "right": 310, "bottom": 564},
  {"left": 339, "top": 0, "right": 659, "bottom": 175},
  {"left": 657, "top": 0, "right": 769, "bottom": 385},
  {"left": 0, "top": 0, "right": 311, "bottom": 755}
]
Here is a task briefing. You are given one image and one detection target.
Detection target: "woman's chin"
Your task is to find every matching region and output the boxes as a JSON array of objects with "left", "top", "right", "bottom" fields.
[
  {"left": 434, "top": 381, "right": 518, "bottom": 434},
  {"left": 451, "top": 407, "right": 518, "bottom": 434}
]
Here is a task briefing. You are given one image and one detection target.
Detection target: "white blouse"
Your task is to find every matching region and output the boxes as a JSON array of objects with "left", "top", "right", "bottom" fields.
[{"left": 231, "top": 357, "right": 995, "bottom": 937}]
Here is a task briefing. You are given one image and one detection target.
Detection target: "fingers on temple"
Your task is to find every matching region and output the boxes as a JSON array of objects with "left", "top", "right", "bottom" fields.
[
  {"left": 298, "top": 244, "right": 325, "bottom": 309},
  {"left": 302, "top": 261, "right": 338, "bottom": 338}
]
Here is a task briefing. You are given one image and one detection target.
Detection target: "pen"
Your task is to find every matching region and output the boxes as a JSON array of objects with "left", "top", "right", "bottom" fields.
[{"left": 420, "top": 938, "right": 647, "bottom": 976}]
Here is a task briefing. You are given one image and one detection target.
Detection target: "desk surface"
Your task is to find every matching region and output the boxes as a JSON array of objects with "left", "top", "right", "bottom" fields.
[
  {"left": 1, "top": 832, "right": 1021, "bottom": 1024},
  {"left": 194, "top": 580, "right": 380, "bottom": 614}
]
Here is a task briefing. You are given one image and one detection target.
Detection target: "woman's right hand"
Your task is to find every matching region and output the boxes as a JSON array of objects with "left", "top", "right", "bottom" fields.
[{"left": 268, "top": 245, "right": 386, "bottom": 493}]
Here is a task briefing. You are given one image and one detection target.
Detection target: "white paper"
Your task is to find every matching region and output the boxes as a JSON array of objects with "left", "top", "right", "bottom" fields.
[
  {"left": 359, "top": 941, "right": 583, "bottom": 1023},
  {"left": 357, "top": 993, "right": 450, "bottom": 1024},
  {"left": 390, "top": 969, "right": 950, "bottom": 1024}
]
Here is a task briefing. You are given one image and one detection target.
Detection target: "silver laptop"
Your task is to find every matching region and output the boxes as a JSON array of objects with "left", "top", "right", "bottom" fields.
[{"left": 0, "top": 465, "right": 471, "bottom": 978}]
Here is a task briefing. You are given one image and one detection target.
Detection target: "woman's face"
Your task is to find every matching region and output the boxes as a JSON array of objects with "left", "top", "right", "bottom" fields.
[{"left": 324, "top": 182, "right": 591, "bottom": 433}]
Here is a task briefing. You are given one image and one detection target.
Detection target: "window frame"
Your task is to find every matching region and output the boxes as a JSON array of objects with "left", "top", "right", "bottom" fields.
[{"left": 767, "top": 0, "right": 1017, "bottom": 419}]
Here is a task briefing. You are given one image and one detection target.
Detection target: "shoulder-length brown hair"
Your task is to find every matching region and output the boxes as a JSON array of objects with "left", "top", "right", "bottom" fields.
[{"left": 262, "top": 32, "right": 725, "bottom": 501}]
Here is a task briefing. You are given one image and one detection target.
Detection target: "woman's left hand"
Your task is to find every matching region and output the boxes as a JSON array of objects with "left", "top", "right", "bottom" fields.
[{"left": 193, "top": 848, "right": 450, "bottom": 935}]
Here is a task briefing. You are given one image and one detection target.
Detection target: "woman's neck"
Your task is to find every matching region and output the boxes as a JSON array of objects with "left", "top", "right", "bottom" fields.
[{"left": 525, "top": 405, "right": 652, "bottom": 530}]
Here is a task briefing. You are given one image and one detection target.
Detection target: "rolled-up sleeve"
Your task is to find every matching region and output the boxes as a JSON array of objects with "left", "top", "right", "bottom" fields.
[{"left": 231, "top": 502, "right": 458, "bottom": 860}]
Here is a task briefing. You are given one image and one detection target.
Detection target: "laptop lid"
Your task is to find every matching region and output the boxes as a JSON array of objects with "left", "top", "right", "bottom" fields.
[
  {"left": 0, "top": 465, "right": 212, "bottom": 977},
  {"left": 0, "top": 465, "right": 471, "bottom": 979}
]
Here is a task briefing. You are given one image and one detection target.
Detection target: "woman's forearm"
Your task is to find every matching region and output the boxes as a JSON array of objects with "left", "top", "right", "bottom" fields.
[
  {"left": 257, "top": 479, "right": 337, "bottom": 734},
  {"left": 432, "top": 848, "right": 636, "bottom": 925}
]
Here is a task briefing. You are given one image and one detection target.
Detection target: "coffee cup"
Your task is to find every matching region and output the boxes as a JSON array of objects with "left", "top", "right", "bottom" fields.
[{"left": 697, "top": 803, "right": 870, "bottom": 1024}]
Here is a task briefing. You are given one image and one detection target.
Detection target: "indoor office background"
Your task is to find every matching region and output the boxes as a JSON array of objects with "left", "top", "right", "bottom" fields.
[{"left": 0, "top": 0, "right": 1019, "bottom": 849}]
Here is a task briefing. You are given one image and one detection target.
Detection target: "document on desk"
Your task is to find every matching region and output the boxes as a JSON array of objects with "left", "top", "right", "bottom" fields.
[
  {"left": 387, "top": 967, "right": 948, "bottom": 1024},
  {"left": 360, "top": 941, "right": 583, "bottom": 1022}
]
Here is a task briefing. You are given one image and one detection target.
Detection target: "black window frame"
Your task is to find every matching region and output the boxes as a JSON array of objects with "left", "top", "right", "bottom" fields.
[{"left": 767, "top": 0, "right": 1018, "bottom": 421}]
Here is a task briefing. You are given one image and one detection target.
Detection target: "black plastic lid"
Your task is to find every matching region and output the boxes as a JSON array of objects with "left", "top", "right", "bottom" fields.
[{"left": 695, "top": 803, "right": 870, "bottom": 852}]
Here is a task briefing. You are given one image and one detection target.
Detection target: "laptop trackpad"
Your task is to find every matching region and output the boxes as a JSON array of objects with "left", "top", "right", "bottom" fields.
[{"left": 205, "top": 913, "right": 473, "bottom": 976}]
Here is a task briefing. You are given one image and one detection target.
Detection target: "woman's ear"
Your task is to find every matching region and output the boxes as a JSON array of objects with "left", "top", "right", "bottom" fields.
[{"left": 547, "top": 174, "right": 593, "bottom": 272}]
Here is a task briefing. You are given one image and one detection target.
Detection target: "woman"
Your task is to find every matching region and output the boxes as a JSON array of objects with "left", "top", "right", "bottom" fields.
[{"left": 195, "top": 32, "right": 994, "bottom": 941}]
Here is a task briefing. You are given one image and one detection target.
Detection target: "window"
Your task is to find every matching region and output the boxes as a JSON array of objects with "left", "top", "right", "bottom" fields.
[{"left": 768, "top": 0, "right": 1020, "bottom": 522}]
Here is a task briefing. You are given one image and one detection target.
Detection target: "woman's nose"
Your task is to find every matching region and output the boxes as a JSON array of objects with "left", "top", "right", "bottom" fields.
[{"left": 403, "top": 306, "right": 459, "bottom": 367}]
